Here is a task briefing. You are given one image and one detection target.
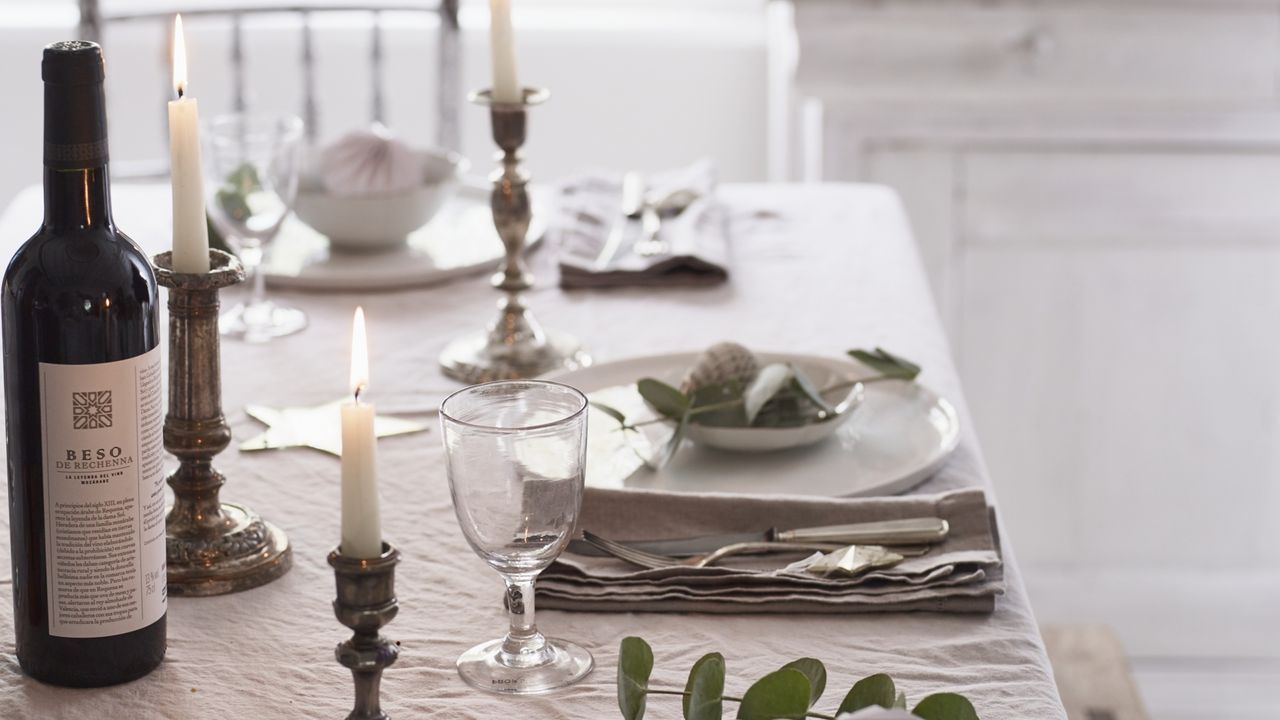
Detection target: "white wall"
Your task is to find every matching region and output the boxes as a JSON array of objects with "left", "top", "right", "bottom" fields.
[{"left": 0, "top": 2, "right": 768, "bottom": 214}]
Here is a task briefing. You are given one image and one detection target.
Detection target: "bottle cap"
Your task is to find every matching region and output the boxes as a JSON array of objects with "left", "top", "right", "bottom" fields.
[
  {"left": 42, "top": 41, "right": 109, "bottom": 169},
  {"left": 42, "top": 40, "right": 105, "bottom": 86}
]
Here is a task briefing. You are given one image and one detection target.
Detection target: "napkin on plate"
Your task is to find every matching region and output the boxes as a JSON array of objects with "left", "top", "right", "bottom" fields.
[
  {"left": 318, "top": 125, "right": 422, "bottom": 196},
  {"left": 539, "top": 488, "right": 1003, "bottom": 614},
  {"left": 556, "top": 160, "right": 729, "bottom": 288}
]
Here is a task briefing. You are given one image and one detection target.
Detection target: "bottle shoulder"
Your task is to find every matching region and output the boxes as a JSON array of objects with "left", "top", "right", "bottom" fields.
[{"left": 4, "top": 223, "right": 156, "bottom": 305}]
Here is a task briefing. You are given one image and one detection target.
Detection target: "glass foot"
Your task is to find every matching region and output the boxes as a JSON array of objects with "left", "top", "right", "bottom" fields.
[
  {"left": 220, "top": 300, "right": 308, "bottom": 343},
  {"left": 456, "top": 637, "right": 593, "bottom": 695}
]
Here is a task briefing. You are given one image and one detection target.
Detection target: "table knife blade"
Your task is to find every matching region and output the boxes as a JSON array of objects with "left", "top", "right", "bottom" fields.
[{"left": 567, "top": 517, "right": 948, "bottom": 558}]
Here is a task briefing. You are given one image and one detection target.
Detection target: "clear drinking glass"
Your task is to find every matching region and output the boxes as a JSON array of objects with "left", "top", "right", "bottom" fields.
[
  {"left": 440, "top": 380, "right": 594, "bottom": 694},
  {"left": 203, "top": 112, "right": 307, "bottom": 342}
]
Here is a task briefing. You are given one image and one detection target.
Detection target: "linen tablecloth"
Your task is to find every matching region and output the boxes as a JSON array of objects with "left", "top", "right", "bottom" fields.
[{"left": 0, "top": 182, "right": 1066, "bottom": 719}]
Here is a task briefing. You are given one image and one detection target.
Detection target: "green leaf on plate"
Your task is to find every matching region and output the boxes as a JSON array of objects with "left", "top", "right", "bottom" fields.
[
  {"left": 790, "top": 367, "right": 836, "bottom": 416},
  {"left": 873, "top": 347, "right": 921, "bottom": 379},
  {"left": 736, "top": 668, "right": 811, "bottom": 720},
  {"left": 838, "top": 673, "right": 896, "bottom": 714},
  {"left": 651, "top": 413, "right": 689, "bottom": 470},
  {"left": 637, "top": 378, "right": 690, "bottom": 420},
  {"left": 848, "top": 347, "right": 921, "bottom": 381},
  {"left": 743, "top": 363, "right": 794, "bottom": 425},
  {"left": 590, "top": 401, "right": 629, "bottom": 427},
  {"left": 687, "top": 381, "right": 748, "bottom": 427},
  {"left": 682, "top": 652, "right": 725, "bottom": 720},
  {"left": 912, "top": 693, "right": 980, "bottom": 720},
  {"left": 782, "top": 658, "right": 827, "bottom": 707},
  {"left": 618, "top": 637, "right": 655, "bottom": 720}
]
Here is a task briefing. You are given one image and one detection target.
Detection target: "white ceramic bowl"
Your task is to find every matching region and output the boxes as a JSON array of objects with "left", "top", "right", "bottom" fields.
[
  {"left": 293, "top": 148, "right": 468, "bottom": 252},
  {"left": 684, "top": 353, "right": 866, "bottom": 453}
]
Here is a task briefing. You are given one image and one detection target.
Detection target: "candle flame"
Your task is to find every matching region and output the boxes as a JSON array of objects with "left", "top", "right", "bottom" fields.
[
  {"left": 350, "top": 306, "right": 369, "bottom": 401},
  {"left": 172, "top": 14, "right": 188, "bottom": 98}
]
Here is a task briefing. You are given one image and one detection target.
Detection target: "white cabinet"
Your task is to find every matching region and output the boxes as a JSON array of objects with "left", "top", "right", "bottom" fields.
[{"left": 782, "top": 0, "right": 1280, "bottom": 684}]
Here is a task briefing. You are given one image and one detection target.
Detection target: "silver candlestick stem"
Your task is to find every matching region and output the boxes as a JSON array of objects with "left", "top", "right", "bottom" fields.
[
  {"left": 439, "top": 87, "right": 589, "bottom": 383},
  {"left": 330, "top": 542, "right": 400, "bottom": 720},
  {"left": 153, "top": 249, "right": 291, "bottom": 596}
]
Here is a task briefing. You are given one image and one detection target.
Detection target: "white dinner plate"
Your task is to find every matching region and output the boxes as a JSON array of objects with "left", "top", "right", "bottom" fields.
[
  {"left": 545, "top": 352, "right": 961, "bottom": 497},
  {"left": 262, "top": 183, "right": 545, "bottom": 292}
]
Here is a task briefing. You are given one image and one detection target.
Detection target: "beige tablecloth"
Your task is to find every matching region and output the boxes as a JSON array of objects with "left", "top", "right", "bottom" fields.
[{"left": 0, "top": 182, "right": 1066, "bottom": 719}]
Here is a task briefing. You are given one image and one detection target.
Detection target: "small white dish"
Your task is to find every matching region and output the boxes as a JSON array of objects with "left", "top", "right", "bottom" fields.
[
  {"left": 545, "top": 351, "right": 961, "bottom": 498},
  {"left": 293, "top": 148, "right": 467, "bottom": 252},
  {"left": 684, "top": 355, "right": 866, "bottom": 452},
  {"left": 262, "top": 183, "right": 546, "bottom": 292}
]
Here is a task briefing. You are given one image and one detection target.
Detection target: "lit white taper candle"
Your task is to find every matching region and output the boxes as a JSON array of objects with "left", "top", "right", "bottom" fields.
[
  {"left": 168, "top": 14, "right": 210, "bottom": 274},
  {"left": 489, "top": 0, "right": 521, "bottom": 103},
  {"left": 340, "top": 307, "right": 381, "bottom": 558}
]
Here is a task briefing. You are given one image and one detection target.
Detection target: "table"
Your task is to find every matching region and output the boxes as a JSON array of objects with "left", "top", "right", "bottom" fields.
[{"left": 0, "top": 182, "right": 1066, "bottom": 719}]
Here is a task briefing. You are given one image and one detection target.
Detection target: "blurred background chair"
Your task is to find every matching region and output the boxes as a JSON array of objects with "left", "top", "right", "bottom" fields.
[{"left": 77, "top": 0, "right": 460, "bottom": 178}]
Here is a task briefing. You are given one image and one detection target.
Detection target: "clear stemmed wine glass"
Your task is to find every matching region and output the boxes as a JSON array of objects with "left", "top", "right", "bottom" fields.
[
  {"left": 439, "top": 380, "right": 594, "bottom": 694},
  {"left": 203, "top": 112, "right": 307, "bottom": 342}
]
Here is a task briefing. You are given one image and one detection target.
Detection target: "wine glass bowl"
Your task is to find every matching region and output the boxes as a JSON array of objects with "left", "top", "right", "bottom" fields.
[
  {"left": 440, "top": 380, "right": 594, "bottom": 694},
  {"left": 202, "top": 112, "right": 306, "bottom": 342}
]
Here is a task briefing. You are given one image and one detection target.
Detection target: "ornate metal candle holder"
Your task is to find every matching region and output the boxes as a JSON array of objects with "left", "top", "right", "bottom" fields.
[
  {"left": 439, "top": 87, "right": 590, "bottom": 383},
  {"left": 329, "top": 543, "right": 401, "bottom": 720},
  {"left": 153, "top": 249, "right": 291, "bottom": 596}
]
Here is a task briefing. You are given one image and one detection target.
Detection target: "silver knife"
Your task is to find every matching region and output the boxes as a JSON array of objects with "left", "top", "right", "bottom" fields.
[
  {"left": 594, "top": 171, "right": 645, "bottom": 270},
  {"left": 568, "top": 517, "right": 948, "bottom": 558}
]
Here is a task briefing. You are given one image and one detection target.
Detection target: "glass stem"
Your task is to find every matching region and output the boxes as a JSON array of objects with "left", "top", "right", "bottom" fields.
[
  {"left": 499, "top": 574, "right": 549, "bottom": 667},
  {"left": 241, "top": 242, "right": 266, "bottom": 309}
]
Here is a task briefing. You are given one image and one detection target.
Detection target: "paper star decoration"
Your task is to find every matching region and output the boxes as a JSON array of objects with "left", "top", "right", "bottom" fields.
[{"left": 239, "top": 400, "right": 430, "bottom": 456}]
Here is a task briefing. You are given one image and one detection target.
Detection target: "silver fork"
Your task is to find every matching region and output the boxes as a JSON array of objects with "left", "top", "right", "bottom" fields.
[{"left": 581, "top": 530, "right": 840, "bottom": 569}]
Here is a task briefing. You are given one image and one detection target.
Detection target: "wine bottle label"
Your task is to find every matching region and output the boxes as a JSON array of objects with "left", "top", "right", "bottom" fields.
[{"left": 38, "top": 347, "right": 166, "bottom": 638}]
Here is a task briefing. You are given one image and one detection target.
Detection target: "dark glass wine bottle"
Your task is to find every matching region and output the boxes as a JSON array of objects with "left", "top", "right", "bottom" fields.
[{"left": 2, "top": 40, "right": 166, "bottom": 687}]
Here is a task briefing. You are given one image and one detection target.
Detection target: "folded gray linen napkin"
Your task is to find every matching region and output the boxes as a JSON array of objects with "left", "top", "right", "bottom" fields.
[
  {"left": 539, "top": 487, "right": 1003, "bottom": 614},
  {"left": 556, "top": 161, "right": 728, "bottom": 288}
]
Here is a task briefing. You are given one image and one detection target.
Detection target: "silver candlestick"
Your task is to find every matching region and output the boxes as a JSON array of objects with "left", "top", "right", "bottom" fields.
[
  {"left": 439, "top": 87, "right": 589, "bottom": 383},
  {"left": 329, "top": 543, "right": 400, "bottom": 720},
  {"left": 153, "top": 249, "right": 291, "bottom": 596}
]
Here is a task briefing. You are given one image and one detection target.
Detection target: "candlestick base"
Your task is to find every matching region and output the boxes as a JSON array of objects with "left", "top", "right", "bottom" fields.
[
  {"left": 166, "top": 500, "right": 292, "bottom": 597},
  {"left": 439, "top": 330, "right": 589, "bottom": 384},
  {"left": 330, "top": 543, "right": 401, "bottom": 720},
  {"left": 154, "top": 249, "right": 292, "bottom": 597}
]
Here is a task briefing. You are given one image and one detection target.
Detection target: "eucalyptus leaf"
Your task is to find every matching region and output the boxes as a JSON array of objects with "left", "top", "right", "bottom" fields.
[
  {"left": 591, "top": 401, "right": 630, "bottom": 428},
  {"left": 894, "top": 691, "right": 908, "bottom": 710},
  {"left": 638, "top": 378, "right": 690, "bottom": 420},
  {"left": 687, "top": 382, "right": 748, "bottom": 427},
  {"left": 912, "top": 693, "right": 979, "bottom": 720},
  {"left": 618, "top": 637, "right": 655, "bottom": 720},
  {"left": 838, "top": 673, "right": 896, "bottom": 714},
  {"left": 649, "top": 413, "right": 688, "bottom": 470},
  {"left": 872, "top": 347, "right": 921, "bottom": 379},
  {"left": 790, "top": 368, "right": 836, "bottom": 416},
  {"left": 682, "top": 653, "right": 726, "bottom": 720},
  {"left": 750, "top": 392, "right": 815, "bottom": 428},
  {"left": 742, "top": 363, "right": 794, "bottom": 425},
  {"left": 736, "top": 668, "right": 811, "bottom": 720},
  {"left": 782, "top": 658, "right": 827, "bottom": 707},
  {"left": 847, "top": 348, "right": 921, "bottom": 381}
]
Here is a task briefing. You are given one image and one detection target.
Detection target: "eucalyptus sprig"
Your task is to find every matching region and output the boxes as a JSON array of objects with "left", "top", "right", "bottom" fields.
[
  {"left": 592, "top": 348, "right": 922, "bottom": 470},
  {"left": 617, "top": 636, "right": 979, "bottom": 720}
]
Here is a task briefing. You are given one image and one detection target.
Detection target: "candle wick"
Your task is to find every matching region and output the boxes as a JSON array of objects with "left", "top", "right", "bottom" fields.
[
  {"left": 176, "top": 86, "right": 185, "bottom": 99},
  {"left": 354, "top": 385, "right": 365, "bottom": 404}
]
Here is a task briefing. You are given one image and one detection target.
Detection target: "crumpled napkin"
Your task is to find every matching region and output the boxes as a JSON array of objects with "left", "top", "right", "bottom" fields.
[
  {"left": 540, "top": 487, "right": 1004, "bottom": 614},
  {"left": 318, "top": 124, "right": 422, "bottom": 196},
  {"left": 556, "top": 160, "right": 729, "bottom": 288}
]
